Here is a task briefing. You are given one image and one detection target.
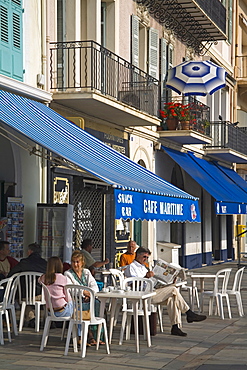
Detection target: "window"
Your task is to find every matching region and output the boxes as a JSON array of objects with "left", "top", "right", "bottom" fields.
[
  {"left": 0, "top": 0, "right": 23, "bottom": 80},
  {"left": 220, "top": 0, "right": 232, "bottom": 43},
  {"left": 101, "top": 2, "right": 106, "bottom": 47},
  {"left": 160, "top": 38, "right": 173, "bottom": 104}
]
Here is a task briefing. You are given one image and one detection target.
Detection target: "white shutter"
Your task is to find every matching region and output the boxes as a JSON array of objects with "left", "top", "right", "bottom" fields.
[
  {"left": 161, "top": 38, "right": 167, "bottom": 82},
  {"left": 148, "top": 27, "right": 159, "bottom": 79},
  {"left": 168, "top": 44, "right": 173, "bottom": 69},
  {"left": 132, "top": 15, "right": 139, "bottom": 67}
]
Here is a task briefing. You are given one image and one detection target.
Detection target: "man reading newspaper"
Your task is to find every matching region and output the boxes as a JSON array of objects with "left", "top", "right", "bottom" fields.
[{"left": 125, "top": 247, "right": 206, "bottom": 337}]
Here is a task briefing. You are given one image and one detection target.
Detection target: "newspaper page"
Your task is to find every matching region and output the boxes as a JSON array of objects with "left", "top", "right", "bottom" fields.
[{"left": 151, "top": 258, "right": 181, "bottom": 286}]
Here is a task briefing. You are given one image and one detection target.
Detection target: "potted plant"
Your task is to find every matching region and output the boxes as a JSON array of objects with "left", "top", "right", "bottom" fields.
[
  {"left": 160, "top": 103, "right": 180, "bottom": 130},
  {"left": 177, "top": 104, "right": 194, "bottom": 130}
]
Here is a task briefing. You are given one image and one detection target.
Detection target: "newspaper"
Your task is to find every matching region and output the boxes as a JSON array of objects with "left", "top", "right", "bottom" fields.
[{"left": 151, "top": 258, "right": 184, "bottom": 286}]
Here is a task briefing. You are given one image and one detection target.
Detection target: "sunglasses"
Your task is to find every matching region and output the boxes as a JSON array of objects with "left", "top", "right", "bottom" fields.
[{"left": 142, "top": 255, "right": 149, "bottom": 260}]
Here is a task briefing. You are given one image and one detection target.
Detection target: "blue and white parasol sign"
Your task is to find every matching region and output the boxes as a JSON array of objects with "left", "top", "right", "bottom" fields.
[{"left": 166, "top": 60, "right": 227, "bottom": 96}]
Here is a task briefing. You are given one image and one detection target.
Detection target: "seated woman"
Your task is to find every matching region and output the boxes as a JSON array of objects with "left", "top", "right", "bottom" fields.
[
  {"left": 38, "top": 256, "right": 73, "bottom": 319},
  {"left": 64, "top": 250, "right": 105, "bottom": 345}
]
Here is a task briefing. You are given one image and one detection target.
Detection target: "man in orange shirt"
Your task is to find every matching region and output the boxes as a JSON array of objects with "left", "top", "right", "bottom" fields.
[{"left": 119, "top": 240, "right": 137, "bottom": 267}]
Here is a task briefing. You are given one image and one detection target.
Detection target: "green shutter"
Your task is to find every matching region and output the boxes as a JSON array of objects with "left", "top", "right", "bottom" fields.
[{"left": 0, "top": 0, "right": 23, "bottom": 81}]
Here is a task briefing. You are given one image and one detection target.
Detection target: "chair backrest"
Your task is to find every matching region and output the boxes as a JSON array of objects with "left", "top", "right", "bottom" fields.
[
  {"left": 65, "top": 285, "right": 95, "bottom": 324},
  {"left": 123, "top": 277, "right": 154, "bottom": 311},
  {"left": 0, "top": 276, "right": 14, "bottom": 310},
  {"left": 214, "top": 268, "right": 232, "bottom": 295},
  {"left": 40, "top": 282, "right": 57, "bottom": 320},
  {"left": 123, "top": 277, "right": 154, "bottom": 292},
  {"left": 109, "top": 268, "right": 125, "bottom": 289},
  {"left": 14, "top": 271, "right": 45, "bottom": 304},
  {"left": 231, "top": 267, "right": 245, "bottom": 292}
]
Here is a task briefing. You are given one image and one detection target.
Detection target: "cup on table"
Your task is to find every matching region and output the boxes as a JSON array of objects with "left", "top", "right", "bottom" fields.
[
  {"left": 102, "top": 287, "right": 109, "bottom": 293},
  {"left": 108, "top": 286, "right": 114, "bottom": 292},
  {"left": 125, "top": 286, "right": 131, "bottom": 292}
]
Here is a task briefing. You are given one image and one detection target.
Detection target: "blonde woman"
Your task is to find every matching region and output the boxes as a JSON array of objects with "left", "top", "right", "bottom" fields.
[{"left": 65, "top": 250, "right": 104, "bottom": 345}]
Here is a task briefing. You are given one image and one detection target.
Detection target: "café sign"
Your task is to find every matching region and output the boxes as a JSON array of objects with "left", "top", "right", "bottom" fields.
[{"left": 114, "top": 189, "right": 200, "bottom": 222}]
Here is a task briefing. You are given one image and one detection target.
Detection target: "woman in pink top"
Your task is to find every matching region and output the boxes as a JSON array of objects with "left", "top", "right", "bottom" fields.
[{"left": 39, "top": 256, "right": 73, "bottom": 318}]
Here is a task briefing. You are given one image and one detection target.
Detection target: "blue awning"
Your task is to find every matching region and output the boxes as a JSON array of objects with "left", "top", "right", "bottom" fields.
[
  {"left": 0, "top": 90, "right": 200, "bottom": 222},
  {"left": 164, "top": 146, "right": 247, "bottom": 215}
]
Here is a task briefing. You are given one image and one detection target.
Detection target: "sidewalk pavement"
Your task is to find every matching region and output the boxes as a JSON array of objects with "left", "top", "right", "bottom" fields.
[{"left": 0, "top": 261, "right": 247, "bottom": 370}]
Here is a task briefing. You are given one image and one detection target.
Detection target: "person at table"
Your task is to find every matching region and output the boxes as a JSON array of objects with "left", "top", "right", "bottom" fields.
[
  {"left": 124, "top": 246, "right": 207, "bottom": 337},
  {"left": 64, "top": 250, "right": 105, "bottom": 345},
  {"left": 38, "top": 257, "right": 73, "bottom": 324},
  {"left": 119, "top": 240, "right": 149, "bottom": 269},
  {"left": 0, "top": 241, "right": 18, "bottom": 280},
  {"left": 81, "top": 239, "right": 109, "bottom": 276},
  {"left": 119, "top": 240, "right": 137, "bottom": 267},
  {"left": 0, "top": 240, "right": 18, "bottom": 301},
  {"left": 8, "top": 242, "right": 47, "bottom": 328}
]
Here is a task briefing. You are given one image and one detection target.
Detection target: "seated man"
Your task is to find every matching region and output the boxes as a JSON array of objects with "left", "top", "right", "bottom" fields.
[
  {"left": 124, "top": 246, "right": 207, "bottom": 337},
  {"left": 81, "top": 239, "right": 109, "bottom": 276},
  {"left": 119, "top": 240, "right": 136, "bottom": 267},
  {"left": 0, "top": 240, "right": 18, "bottom": 280},
  {"left": 8, "top": 242, "right": 47, "bottom": 328}
]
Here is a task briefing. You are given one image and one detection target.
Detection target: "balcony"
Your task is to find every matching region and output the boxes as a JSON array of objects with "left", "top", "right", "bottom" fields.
[
  {"left": 158, "top": 97, "right": 212, "bottom": 145},
  {"left": 49, "top": 40, "right": 160, "bottom": 127},
  {"left": 204, "top": 122, "right": 247, "bottom": 164},
  {"left": 135, "top": 0, "right": 226, "bottom": 55},
  {"left": 236, "top": 56, "right": 247, "bottom": 86}
]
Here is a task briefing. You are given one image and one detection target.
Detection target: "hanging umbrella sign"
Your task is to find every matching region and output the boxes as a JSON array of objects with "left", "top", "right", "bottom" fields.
[{"left": 166, "top": 60, "right": 227, "bottom": 96}]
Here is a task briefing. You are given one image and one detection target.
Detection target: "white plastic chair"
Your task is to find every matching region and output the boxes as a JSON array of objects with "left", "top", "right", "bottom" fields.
[
  {"left": 226, "top": 267, "right": 245, "bottom": 317},
  {"left": 14, "top": 272, "right": 46, "bottom": 332},
  {"left": 120, "top": 277, "right": 153, "bottom": 344},
  {"left": 181, "top": 282, "right": 200, "bottom": 309},
  {"left": 0, "top": 277, "right": 14, "bottom": 344},
  {"left": 65, "top": 285, "right": 110, "bottom": 358},
  {"left": 109, "top": 268, "right": 126, "bottom": 325},
  {"left": 40, "top": 282, "right": 73, "bottom": 352},
  {"left": 200, "top": 268, "right": 232, "bottom": 319},
  {"left": 109, "top": 268, "right": 125, "bottom": 289},
  {"left": 0, "top": 273, "right": 19, "bottom": 336}
]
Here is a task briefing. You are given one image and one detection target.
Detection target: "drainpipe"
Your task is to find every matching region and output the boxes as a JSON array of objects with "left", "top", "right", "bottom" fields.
[
  {"left": 41, "top": 0, "right": 47, "bottom": 90},
  {"left": 41, "top": 0, "right": 48, "bottom": 203}
]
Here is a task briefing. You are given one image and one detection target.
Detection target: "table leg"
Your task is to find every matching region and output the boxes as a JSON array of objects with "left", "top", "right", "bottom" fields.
[
  {"left": 109, "top": 298, "right": 117, "bottom": 344},
  {"left": 143, "top": 299, "right": 151, "bottom": 347},
  {"left": 191, "top": 278, "right": 197, "bottom": 311},
  {"left": 132, "top": 299, "right": 139, "bottom": 353},
  {"left": 99, "top": 297, "right": 107, "bottom": 317}
]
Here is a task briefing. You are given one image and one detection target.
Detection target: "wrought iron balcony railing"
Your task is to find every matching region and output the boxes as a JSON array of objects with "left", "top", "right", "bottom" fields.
[
  {"left": 160, "top": 96, "right": 211, "bottom": 135},
  {"left": 236, "top": 56, "right": 247, "bottom": 79},
  {"left": 204, "top": 121, "right": 247, "bottom": 156},
  {"left": 49, "top": 40, "right": 159, "bottom": 117},
  {"left": 194, "top": 0, "right": 226, "bottom": 34},
  {"left": 135, "top": 0, "right": 226, "bottom": 55}
]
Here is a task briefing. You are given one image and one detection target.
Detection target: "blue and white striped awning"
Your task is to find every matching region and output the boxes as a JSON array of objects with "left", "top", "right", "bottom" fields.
[{"left": 0, "top": 90, "right": 200, "bottom": 222}]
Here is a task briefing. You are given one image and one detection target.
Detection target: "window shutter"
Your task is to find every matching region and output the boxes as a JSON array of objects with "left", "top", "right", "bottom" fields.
[
  {"left": 160, "top": 38, "right": 167, "bottom": 83},
  {"left": 0, "top": 4, "right": 8, "bottom": 43},
  {"left": 148, "top": 27, "right": 158, "bottom": 79},
  {"left": 168, "top": 44, "right": 173, "bottom": 69},
  {"left": 160, "top": 38, "right": 167, "bottom": 100},
  {"left": 228, "top": 0, "right": 232, "bottom": 44},
  {"left": 0, "top": 0, "right": 23, "bottom": 81},
  {"left": 131, "top": 15, "right": 139, "bottom": 67}
]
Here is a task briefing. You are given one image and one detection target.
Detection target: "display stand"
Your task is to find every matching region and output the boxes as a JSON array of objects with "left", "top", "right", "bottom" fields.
[
  {"left": 6, "top": 197, "right": 24, "bottom": 259},
  {"left": 36, "top": 203, "right": 73, "bottom": 262}
]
